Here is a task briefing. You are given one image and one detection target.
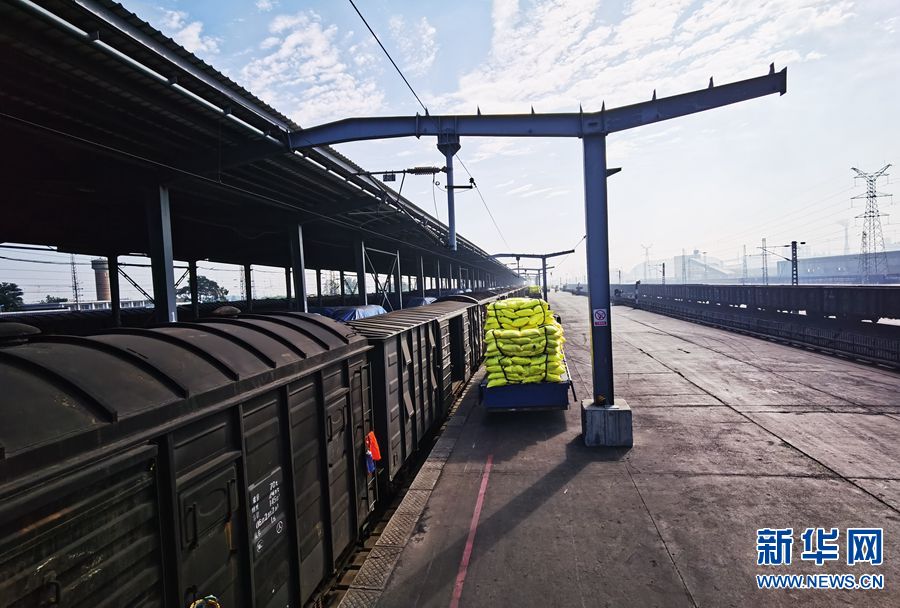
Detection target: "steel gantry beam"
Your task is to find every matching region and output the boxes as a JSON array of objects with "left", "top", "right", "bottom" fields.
[
  {"left": 269, "top": 65, "right": 788, "bottom": 446},
  {"left": 287, "top": 68, "right": 785, "bottom": 146}
]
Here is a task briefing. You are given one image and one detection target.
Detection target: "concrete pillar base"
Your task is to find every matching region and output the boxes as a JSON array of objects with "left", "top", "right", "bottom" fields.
[{"left": 581, "top": 399, "right": 633, "bottom": 447}]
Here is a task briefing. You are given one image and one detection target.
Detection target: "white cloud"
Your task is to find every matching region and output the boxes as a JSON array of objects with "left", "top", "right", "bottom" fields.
[
  {"left": 500, "top": 182, "right": 570, "bottom": 199},
  {"left": 349, "top": 37, "right": 380, "bottom": 71},
  {"left": 260, "top": 36, "right": 280, "bottom": 50},
  {"left": 436, "top": 0, "right": 855, "bottom": 125},
  {"left": 160, "top": 10, "right": 220, "bottom": 55},
  {"left": 256, "top": 0, "right": 278, "bottom": 12},
  {"left": 388, "top": 15, "right": 439, "bottom": 77},
  {"left": 506, "top": 183, "right": 535, "bottom": 196},
  {"left": 239, "top": 11, "right": 384, "bottom": 125},
  {"left": 467, "top": 139, "right": 536, "bottom": 163}
]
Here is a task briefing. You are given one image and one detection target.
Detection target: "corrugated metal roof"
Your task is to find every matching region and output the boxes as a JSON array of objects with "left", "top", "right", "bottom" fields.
[{"left": 0, "top": 0, "right": 519, "bottom": 278}]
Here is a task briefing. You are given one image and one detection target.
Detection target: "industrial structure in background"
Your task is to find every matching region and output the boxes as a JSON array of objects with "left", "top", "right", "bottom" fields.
[
  {"left": 612, "top": 164, "right": 896, "bottom": 287},
  {"left": 853, "top": 164, "right": 892, "bottom": 283}
]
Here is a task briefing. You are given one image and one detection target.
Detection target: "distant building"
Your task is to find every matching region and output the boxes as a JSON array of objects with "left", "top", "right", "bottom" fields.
[
  {"left": 776, "top": 251, "right": 900, "bottom": 283},
  {"left": 672, "top": 250, "right": 731, "bottom": 282}
]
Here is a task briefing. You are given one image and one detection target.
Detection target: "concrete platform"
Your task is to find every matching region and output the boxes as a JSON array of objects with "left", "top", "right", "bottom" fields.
[{"left": 342, "top": 292, "right": 900, "bottom": 607}]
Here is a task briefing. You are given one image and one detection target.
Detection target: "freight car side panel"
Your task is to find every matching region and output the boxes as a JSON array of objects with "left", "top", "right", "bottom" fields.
[
  {"left": 425, "top": 322, "right": 439, "bottom": 427},
  {"left": 391, "top": 337, "right": 414, "bottom": 476},
  {"left": 0, "top": 446, "right": 162, "bottom": 608},
  {"left": 287, "top": 379, "right": 328, "bottom": 606},
  {"left": 460, "top": 314, "right": 472, "bottom": 378},
  {"left": 400, "top": 332, "right": 424, "bottom": 451},
  {"left": 243, "top": 393, "right": 294, "bottom": 608},
  {"left": 439, "top": 320, "right": 453, "bottom": 416},
  {"left": 172, "top": 412, "right": 247, "bottom": 608},
  {"left": 349, "top": 359, "right": 376, "bottom": 526},
  {"left": 450, "top": 316, "right": 467, "bottom": 387},
  {"left": 322, "top": 364, "right": 357, "bottom": 566}
]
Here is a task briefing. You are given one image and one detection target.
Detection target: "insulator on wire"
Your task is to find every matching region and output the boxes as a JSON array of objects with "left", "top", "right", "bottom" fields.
[{"left": 407, "top": 166, "right": 444, "bottom": 175}]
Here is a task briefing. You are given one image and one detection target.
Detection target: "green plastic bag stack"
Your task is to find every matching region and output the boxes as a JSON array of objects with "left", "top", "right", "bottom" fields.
[{"left": 483, "top": 297, "right": 567, "bottom": 388}]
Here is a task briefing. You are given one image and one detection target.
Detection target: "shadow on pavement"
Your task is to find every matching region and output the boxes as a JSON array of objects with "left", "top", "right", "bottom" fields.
[{"left": 388, "top": 436, "right": 630, "bottom": 607}]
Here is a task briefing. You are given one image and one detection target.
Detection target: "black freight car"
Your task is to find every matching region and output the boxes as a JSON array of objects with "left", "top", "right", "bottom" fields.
[
  {"left": 347, "top": 301, "right": 477, "bottom": 490},
  {"left": 348, "top": 290, "right": 524, "bottom": 491},
  {"left": 0, "top": 313, "right": 374, "bottom": 608}
]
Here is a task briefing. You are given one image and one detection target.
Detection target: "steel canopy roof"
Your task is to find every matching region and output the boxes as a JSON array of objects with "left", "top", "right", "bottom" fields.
[{"left": 0, "top": 0, "right": 518, "bottom": 280}]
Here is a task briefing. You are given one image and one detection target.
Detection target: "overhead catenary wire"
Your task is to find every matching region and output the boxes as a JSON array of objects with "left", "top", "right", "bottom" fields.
[
  {"left": 431, "top": 178, "right": 441, "bottom": 221},
  {"left": 553, "top": 234, "right": 587, "bottom": 270},
  {"left": 347, "top": 0, "right": 428, "bottom": 114},
  {"left": 456, "top": 156, "right": 510, "bottom": 250}
]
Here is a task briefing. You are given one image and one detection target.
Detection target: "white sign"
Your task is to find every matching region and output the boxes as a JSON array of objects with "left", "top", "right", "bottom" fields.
[{"left": 593, "top": 308, "right": 608, "bottom": 327}]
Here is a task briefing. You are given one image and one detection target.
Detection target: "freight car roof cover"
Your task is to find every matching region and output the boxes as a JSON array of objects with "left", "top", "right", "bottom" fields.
[
  {"left": 347, "top": 301, "right": 474, "bottom": 338},
  {"left": 0, "top": 312, "right": 368, "bottom": 482}
]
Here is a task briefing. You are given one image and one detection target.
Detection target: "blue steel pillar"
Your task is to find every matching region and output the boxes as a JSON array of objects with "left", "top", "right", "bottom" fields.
[
  {"left": 542, "top": 257, "right": 549, "bottom": 302},
  {"left": 109, "top": 254, "right": 121, "bottom": 326},
  {"left": 418, "top": 256, "right": 425, "bottom": 298},
  {"left": 290, "top": 224, "right": 308, "bottom": 312},
  {"left": 582, "top": 135, "right": 614, "bottom": 404},
  {"left": 147, "top": 184, "right": 177, "bottom": 323},
  {"left": 244, "top": 264, "right": 253, "bottom": 311},
  {"left": 437, "top": 134, "right": 460, "bottom": 251},
  {"left": 355, "top": 241, "right": 367, "bottom": 305},
  {"left": 284, "top": 267, "right": 292, "bottom": 309},
  {"left": 188, "top": 260, "right": 199, "bottom": 319},
  {"left": 315, "top": 268, "right": 322, "bottom": 306},
  {"left": 582, "top": 135, "right": 632, "bottom": 446},
  {"left": 395, "top": 251, "right": 403, "bottom": 309},
  {"left": 436, "top": 259, "right": 442, "bottom": 297}
]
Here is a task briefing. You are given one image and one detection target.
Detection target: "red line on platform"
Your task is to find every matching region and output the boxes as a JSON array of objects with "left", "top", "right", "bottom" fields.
[{"left": 450, "top": 453, "right": 494, "bottom": 608}]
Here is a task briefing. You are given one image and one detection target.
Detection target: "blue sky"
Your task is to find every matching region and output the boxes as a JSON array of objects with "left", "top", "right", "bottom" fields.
[
  {"left": 120, "top": 0, "right": 898, "bottom": 282},
  {"left": 4, "top": 0, "right": 900, "bottom": 301}
]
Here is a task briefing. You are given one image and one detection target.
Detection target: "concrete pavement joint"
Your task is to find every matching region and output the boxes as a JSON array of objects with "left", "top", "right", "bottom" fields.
[
  {"left": 625, "top": 312, "right": 896, "bottom": 410},
  {"left": 621, "top": 309, "right": 900, "bottom": 517},
  {"left": 624, "top": 461, "right": 699, "bottom": 608}
]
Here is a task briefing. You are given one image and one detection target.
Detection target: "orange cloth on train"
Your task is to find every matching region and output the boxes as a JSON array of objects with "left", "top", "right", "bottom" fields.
[{"left": 366, "top": 432, "right": 382, "bottom": 461}]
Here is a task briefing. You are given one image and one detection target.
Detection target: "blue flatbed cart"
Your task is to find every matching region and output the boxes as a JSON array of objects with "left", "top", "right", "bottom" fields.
[{"left": 479, "top": 361, "right": 576, "bottom": 412}]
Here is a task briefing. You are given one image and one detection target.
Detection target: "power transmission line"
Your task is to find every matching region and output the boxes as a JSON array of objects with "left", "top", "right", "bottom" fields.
[
  {"left": 456, "top": 156, "right": 509, "bottom": 249},
  {"left": 347, "top": 0, "right": 428, "bottom": 114},
  {"left": 554, "top": 234, "right": 587, "bottom": 269}
]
